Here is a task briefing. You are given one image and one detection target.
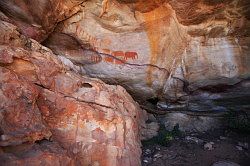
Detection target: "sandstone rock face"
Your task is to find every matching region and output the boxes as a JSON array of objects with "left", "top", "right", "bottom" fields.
[
  {"left": 0, "top": 15, "right": 144, "bottom": 165},
  {"left": 163, "top": 112, "right": 222, "bottom": 132},
  {"left": 45, "top": 0, "right": 185, "bottom": 102},
  {"left": 38, "top": 84, "right": 142, "bottom": 165},
  {"left": 0, "top": 141, "right": 75, "bottom": 166},
  {"left": 43, "top": 0, "right": 250, "bottom": 112},
  {"left": 0, "top": 0, "right": 84, "bottom": 42},
  {"left": 0, "top": 67, "right": 51, "bottom": 146},
  {"left": 1, "top": 0, "right": 250, "bottom": 165}
]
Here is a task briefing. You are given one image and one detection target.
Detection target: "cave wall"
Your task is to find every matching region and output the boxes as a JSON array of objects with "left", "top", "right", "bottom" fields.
[
  {"left": 43, "top": 0, "right": 250, "bottom": 111},
  {"left": 0, "top": 0, "right": 250, "bottom": 165},
  {"left": 0, "top": 1, "right": 146, "bottom": 165}
]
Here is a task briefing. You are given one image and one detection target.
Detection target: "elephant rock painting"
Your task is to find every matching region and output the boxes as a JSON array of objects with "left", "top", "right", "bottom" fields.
[
  {"left": 111, "top": 51, "right": 125, "bottom": 64},
  {"left": 99, "top": 49, "right": 139, "bottom": 65},
  {"left": 124, "top": 52, "right": 138, "bottom": 60}
]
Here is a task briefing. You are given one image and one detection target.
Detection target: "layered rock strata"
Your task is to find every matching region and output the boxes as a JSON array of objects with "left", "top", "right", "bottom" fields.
[
  {"left": 0, "top": 17, "right": 143, "bottom": 166},
  {"left": 43, "top": 0, "right": 250, "bottom": 112}
]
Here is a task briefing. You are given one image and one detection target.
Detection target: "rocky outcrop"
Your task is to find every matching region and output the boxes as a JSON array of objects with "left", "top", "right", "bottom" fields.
[
  {"left": 1, "top": 0, "right": 250, "bottom": 165},
  {"left": 0, "top": 16, "right": 144, "bottom": 165},
  {"left": 0, "top": 66, "right": 51, "bottom": 146},
  {"left": 0, "top": 141, "right": 75, "bottom": 166},
  {"left": 0, "top": 0, "right": 85, "bottom": 42},
  {"left": 43, "top": 0, "right": 250, "bottom": 112}
]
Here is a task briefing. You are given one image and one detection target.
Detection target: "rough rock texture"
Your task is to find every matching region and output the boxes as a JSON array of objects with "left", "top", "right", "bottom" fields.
[
  {"left": 211, "top": 161, "right": 240, "bottom": 166},
  {"left": 43, "top": 0, "right": 250, "bottom": 112},
  {"left": 0, "top": 0, "right": 84, "bottom": 42},
  {"left": 0, "top": 15, "right": 144, "bottom": 165},
  {"left": 0, "top": 141, "right": 75, "bottom": 166},
  {"left": 1, "top": 0, "right": 250, "bottom": 165},
  {"left": 37, "top": 83, "right": 142, "bottom": 165},
  {"left": 163, "top": 112, "right": 222, "bottom": 132},
  {"left": 0, "top": 66, "right": 51, "bottom": 146}
]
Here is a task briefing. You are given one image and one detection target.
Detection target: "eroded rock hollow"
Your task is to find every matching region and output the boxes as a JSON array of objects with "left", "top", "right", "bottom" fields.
[{"left": 0, "top": 0, "right": 249, "bottom": 165}]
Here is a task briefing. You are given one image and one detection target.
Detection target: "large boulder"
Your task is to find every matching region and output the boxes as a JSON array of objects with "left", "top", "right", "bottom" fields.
[{"left": 0, "top": 18, "right": 144, "bottom": 165}]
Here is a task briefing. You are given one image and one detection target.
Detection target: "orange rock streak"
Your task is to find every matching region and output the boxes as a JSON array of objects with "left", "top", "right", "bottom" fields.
[{"left": 142, "top": 5, "right": 171, "bottom": 86}]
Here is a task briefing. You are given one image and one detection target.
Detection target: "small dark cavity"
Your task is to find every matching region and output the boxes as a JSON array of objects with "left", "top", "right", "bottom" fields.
[
  {"left": 199, "top": 84, "right": 234, "bottom": 93},
  {"left": 35, "top": 138, "right": 52, "bottom": 145},
  {"left": 147, "top": 97, "right": 159, "bottom": 105},
  {"left": 0, "top": 128, "right": 4, "bottom": 136},
  {"left": 81, "top": 83, "right": 93, "bottom": 88}
]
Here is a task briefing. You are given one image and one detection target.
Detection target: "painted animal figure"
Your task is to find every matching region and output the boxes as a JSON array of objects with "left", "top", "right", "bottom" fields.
[
  {"left": 104, "top": 56, "right": 113, "bottom": 63},
  {"left": 112, "top": 51, "right": 125, "bottom": 64},
  {"left": 101, "top": 48, "right": 113, "bottom": 63},
  {"left": 124, "top": 52, "right": 138, "bottom": 60},
  {"left": 90, "top": 55, "right": 102, "bottom": 63},
  {"left": 112, "top": 51, "right": 124, "bottom": 57},
  {"left": 115, "top": 59, "right": 125, "bottom": 64},
  {"left": 101, "top": 48, "right": 111, "bottom": 54}
]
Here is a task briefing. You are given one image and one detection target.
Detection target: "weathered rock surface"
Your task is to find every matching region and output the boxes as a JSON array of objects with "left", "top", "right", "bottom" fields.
[
  {"left": 1, "top": 0, "right": 250, "bottom": 165},
  {"left": 163, "top": 112, "right": 222, "bottom": 132},
  {"left": 0, "top": 0, "right": 84, "bottom": 42},
  {"left": 0, "top": 14, "right": 144, "bottom": 165},
  {"left": 211, "top": 161, "right": 240, "bottom": 166},
  {"left": 0, "top": 66, "right": 51, "bottom": 146},
  {"left": 141, "top": 121, "right": 160, "bottom": 140},
  {"left": 37, "top": 83, "right": 142, "bottom": 165},
  {"left": 43, "top": 0, "right": 250, "bottom": 112},
  {"left": 0, "top": 141, "right": 75, "bottom": 166}
]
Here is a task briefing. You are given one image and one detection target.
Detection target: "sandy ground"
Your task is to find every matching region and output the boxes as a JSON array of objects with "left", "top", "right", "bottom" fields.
[{"left": 141, "top": 129, "right": 250, "bottom": 166}]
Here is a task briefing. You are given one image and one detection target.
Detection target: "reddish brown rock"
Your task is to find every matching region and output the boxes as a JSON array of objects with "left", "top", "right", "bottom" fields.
[
  {"left": 37, "top": 84, "right": 142, "bottom": 166},
  {"left": 0, "top": 0, "right": 84, "bottom": 42},
  {"left": 0, "top": 141, "right": 74, "bottom": 166},
  {"left": 0, "top": 19, "right": 144, "bottom": 165},
  {"left": 1, "top": 0, "right": 249, "bottom": 165},
  {"left": 0, "top": 47, "right": 14, "bottom": 64},
  {"left": 44, "top": 0, "right": 250, "bottom": 112},
  {"left": 42, "top": 32, "right": 102, "bottom": 65},
  {"left": 0, "top": 67, "right": 51, "bottom": 146}
]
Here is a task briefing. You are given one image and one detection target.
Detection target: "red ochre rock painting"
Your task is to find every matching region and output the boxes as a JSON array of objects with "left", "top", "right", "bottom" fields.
[
  {"left": 101, "top": 48, "right": 111, "bottom": 54},
  {"left": 77, "top": 28, "right": 111, "bottom": 50},
  {"left": 104, "top": 56, "right": 114, "bottom": 63},
  {"left": 125, "top": 52, "right": 138, "bottom": 60},
  {"left": 111, "top": 51, "right": 124, "bottom": 57},
  {"left": 93, "top": 49, "right": 139, "bottom": 65},
  {"left": 79, "top": 30, "right": 138, "bottom": 65},
  {"left": 111, "top": 51, "right": 125, "bottom": 64},
  {"left": 111, "top": 50, "right": 138, "bottom": 64},
  {"left": 81, "top": 30, "right": 138, "bottom": 65},
  {"left": 90, "top": 55, "right": 102, "bottom": 63}
]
